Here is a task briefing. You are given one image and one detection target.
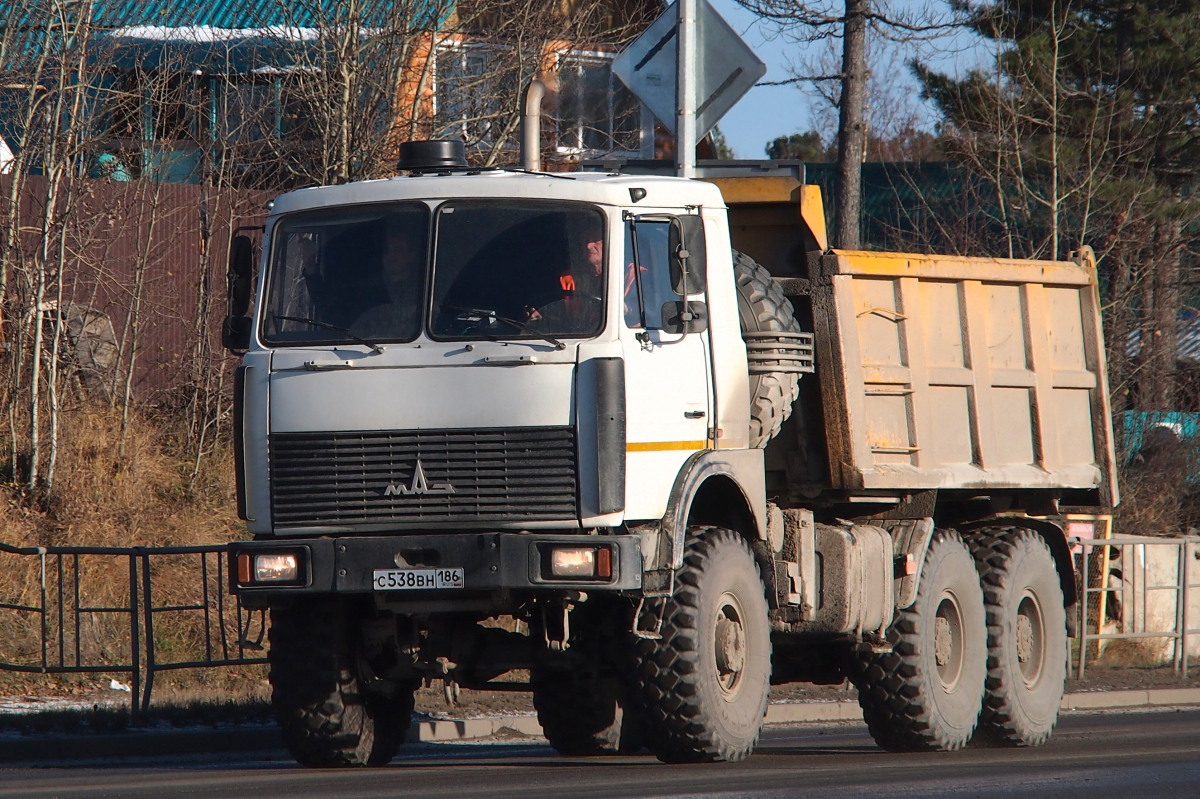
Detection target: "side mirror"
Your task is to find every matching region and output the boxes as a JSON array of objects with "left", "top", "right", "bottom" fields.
[
  {"left": 222, "top": 315, "right": 252, "bottom": 351},
  {"left": 660, "top": 300, "right": 707, "bottom": 334},
  {"left": 224, "top": 234, "right": 255, "bottom": 352},
  {"left": 669, "top": 216, "right": 706, "bottom": 296}
]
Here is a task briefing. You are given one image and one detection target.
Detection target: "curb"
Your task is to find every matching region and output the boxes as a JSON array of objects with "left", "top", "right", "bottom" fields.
[
  {"left": 1059, "top": 687, "right": 1200, "bottom": 711},
  {"left": 763, "top": 686, "right": 1200, "bottom": 725},
  {"left": 2, "top": 688, "right": 1198, "bottom": 762},
  {"left": 411, "top": 686, "right": 1200, "bottom": 743},
  {"left": 414, "top": 715, "right": 545, "bottom": 742}
]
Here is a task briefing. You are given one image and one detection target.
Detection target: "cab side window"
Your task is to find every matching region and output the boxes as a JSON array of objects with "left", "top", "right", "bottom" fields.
[{"left": 623, "top": 220, "right": 676, "bottom": 329}]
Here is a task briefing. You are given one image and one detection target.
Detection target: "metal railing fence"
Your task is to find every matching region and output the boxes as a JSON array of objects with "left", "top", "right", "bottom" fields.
[
  {"left": 0, "top": 541, "right": 267, "bottom": 716},
  {"left": 1075, "top": 534, "right": 1200, "bottom": 679},
  {"left": 0, "top": 534, "right": 1195, "bottom": 715}
]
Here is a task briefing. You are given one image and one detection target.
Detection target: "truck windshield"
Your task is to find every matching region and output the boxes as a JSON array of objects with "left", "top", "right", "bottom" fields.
[
  {"left": 261, "top": 203, "right": 430, "bottom": 346},
  {"left": 259, "top": 200, "right": 605, "bottom": 348},
  {"left": 429, "top": 201, "right": 606, "bottom": 341}
]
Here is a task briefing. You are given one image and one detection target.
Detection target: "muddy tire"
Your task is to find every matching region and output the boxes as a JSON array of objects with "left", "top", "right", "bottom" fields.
[
  {"left": 532, "top": 671, "right": 642, "bottom": 755},
  {"left": 734, "top": 251, "right": 803, "bottom": 447},
  {"left": 969, "top": 527, "right": 1067, "bottom": 747},
  {"left": 269, "top": 598, "right": 411, "bottom": 767},
  {"left": 851, "top": 529, "right": 987, "bottom": 752},
  {"left": 632, "top": 527, "right": 772, "bottom": 763}
]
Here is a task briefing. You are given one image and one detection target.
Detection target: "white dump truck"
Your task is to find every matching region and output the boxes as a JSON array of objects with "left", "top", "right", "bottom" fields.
[{"left": 224, "top": 141, "right": 1117, "bottom": 766}]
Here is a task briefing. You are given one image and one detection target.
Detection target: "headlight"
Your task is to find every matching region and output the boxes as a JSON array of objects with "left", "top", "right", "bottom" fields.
[
  {"left": 236, "top": 551, "right": 304, "bottom": 586},
  {"left": 544, "top": 545, "right": 613, "bottom": 580},
  {"left": 255, "top": 553, "right": 299, "bottom": 582}
]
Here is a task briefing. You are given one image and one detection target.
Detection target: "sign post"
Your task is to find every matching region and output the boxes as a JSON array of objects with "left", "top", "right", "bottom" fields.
[
  {"left": 678, "top": 0, "right": 697, "bottom": 177},
  {"left": 613, "top": 0, "right": 766, "bottom": 176}
]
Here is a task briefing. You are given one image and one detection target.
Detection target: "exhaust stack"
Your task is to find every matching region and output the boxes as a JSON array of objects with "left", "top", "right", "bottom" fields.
[{"left": 521, "top": 80, "right": 546, "bottom": 171}]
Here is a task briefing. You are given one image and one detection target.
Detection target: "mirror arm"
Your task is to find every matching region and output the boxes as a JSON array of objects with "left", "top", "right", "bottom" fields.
[{"left": 627, "top": 218, "right": 649, "bottom": 329}]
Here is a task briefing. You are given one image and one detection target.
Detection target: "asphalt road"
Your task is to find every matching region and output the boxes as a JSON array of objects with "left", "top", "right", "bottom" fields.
[{"left": 1, "top": 708, "right": 1198, "bottom": 798}]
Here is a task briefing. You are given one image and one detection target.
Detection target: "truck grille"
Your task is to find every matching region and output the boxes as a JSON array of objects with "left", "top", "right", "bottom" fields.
[{"left": 269, "top": 427, "right": 578, "bottom": 528}]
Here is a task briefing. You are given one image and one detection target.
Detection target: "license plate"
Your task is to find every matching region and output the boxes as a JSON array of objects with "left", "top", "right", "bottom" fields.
[{"left": 372, "top": 568, "right": 465, "bottom": 591}]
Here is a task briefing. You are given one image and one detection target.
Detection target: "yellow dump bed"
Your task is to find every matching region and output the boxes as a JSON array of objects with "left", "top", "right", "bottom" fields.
[
  {"left": 705, "top": 168, "right": 1117, "bottom": 506},
  {"left": 813, "top": 246, "right": 1117, "bottom": 502}
]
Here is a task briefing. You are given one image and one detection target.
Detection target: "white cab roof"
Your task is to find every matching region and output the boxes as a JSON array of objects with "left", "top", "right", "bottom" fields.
[{"left": 267, "top": 170, "right": 727, "bottom": 216}]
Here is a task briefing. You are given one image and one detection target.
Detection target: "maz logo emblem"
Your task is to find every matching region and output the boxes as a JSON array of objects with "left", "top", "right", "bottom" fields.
[{"left": 384, "top": 460, "right": 455, "bottom": 496}]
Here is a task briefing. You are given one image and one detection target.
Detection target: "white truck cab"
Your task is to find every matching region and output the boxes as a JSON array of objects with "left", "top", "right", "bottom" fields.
[{"left": 234, "top": 170, "right": 757, "bottom": 539}]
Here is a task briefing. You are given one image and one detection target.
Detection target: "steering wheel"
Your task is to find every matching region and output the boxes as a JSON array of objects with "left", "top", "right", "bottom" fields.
[{"left": 527, "top": 295, "right": 603, "bottom": 333}]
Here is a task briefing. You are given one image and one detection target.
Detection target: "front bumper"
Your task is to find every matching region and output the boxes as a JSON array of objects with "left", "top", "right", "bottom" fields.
[{"left": 229, "top": 532, "right": 643, "bottom": 598}]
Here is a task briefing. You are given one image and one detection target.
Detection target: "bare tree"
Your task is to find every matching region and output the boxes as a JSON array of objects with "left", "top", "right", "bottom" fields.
[
  {"left": 733, "top": 0, "right": 959, "bottom": 247},
  {"left": 152, "top": 0, "right": 648, "bottom": 188},
  {"left": 835, "top": 0, "right": 867, "bottom": 248},
  {"left": 0, "top": 0, "right": 108, "bottom": 494}
]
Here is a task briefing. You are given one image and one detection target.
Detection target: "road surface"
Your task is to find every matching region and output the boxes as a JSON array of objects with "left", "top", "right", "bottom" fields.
[{"left": 0, "top": 708, "right": 1197, "bottom": 798}]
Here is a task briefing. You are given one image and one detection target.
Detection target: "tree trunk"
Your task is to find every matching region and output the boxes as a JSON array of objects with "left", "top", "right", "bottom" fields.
[
  {"left": 1142, "top": 220, "right": 1180, "bottom": 410},
  {"left": 835, "top": 0, "right": 868, "bottom": 249}
]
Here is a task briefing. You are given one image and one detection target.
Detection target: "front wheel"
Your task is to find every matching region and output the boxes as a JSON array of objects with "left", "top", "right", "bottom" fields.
[
  {"left": 532, "top": 671, "right": 642, "bottom": 755},
  {"left": 851, "top": 529, "right": 987, "bottom": 752},
  {"left": 970, "top": 527, "right": 1067, "bottom": 747},
  {"left": 631, "top": 527, "right": 771, "bottom": 763},
  {"left": 269, "top": 598, "right": 412, "bottom": 767}
]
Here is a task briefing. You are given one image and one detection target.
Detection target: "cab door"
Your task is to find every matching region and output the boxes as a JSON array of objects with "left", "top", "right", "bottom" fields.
[{"left": 620, "top": 213, "right": 713, "bottom": 520}]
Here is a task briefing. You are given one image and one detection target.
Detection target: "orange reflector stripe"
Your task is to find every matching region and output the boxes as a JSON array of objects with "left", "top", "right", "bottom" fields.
[
  {"left": 596, "top": 547, "right": 613, "bottom": 579},
  {"left": 626, "top": 441, "right": 706, "bottom": 452}
]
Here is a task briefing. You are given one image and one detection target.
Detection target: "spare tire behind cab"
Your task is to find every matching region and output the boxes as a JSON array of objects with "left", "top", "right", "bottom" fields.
[{"left": 733, "top": 250, "right": 812, "bottom": 448}]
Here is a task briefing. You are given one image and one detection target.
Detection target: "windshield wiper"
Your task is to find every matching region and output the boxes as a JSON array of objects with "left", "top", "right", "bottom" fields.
[
  {"left": 439, "top": 304, "right": 565, "bottom": 350},
  {"left": 273, "top": 315, "right": 385, "bottom": 354},
  {"left": 499, "top": 167, "right": 577, "bottom": 181}
]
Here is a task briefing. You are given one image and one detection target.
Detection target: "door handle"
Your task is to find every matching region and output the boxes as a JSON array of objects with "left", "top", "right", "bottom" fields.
[{"left": 684, "top": 410, "right": 706, "bottom": 419}]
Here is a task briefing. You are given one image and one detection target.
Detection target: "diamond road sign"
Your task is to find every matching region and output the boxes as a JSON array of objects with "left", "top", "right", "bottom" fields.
[{"left": 612, "top": 0, "right": 766, "bottom": 144}]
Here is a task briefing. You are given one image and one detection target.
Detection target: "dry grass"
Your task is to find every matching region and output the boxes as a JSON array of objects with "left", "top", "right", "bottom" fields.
[
  {"left": 43, "top": 405, "right": 241, "bottom": 547},
  {"left": 0, "top": 402, "right": 255, "bottom": 702},
  {"left": 1115, "top": 426, "right": 1200, "bottom": 537}
]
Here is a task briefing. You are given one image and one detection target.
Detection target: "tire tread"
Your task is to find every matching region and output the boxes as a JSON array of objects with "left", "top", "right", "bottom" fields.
[
  {"left": 735, "top": 251, "right": 803, "bottom": 447},
  {"left": 632, "top": 527, "right": 771, "bottom": 763},
  {"left": 850, "top": 529, "right": 986, "bottom": 752},
  {"left": 968, "top": 526, "right": 1067, "bottom": 747},
  {"left": 269, "top": 600, "right": 409, "bottom": 767}
]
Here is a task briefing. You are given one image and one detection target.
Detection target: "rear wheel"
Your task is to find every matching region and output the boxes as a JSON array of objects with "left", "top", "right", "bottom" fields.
[
  {"left": 269, "top": 598, "right": 412, "bottom": 767},
  {"left": 532, "top": 670, "right": 642, "bottom": 755},
  {"left": 851, "top": 529, "right": 986, "bottom": 752},
  {"left": 632, "top": 527, "right": 771, "bottom": 763},
  {"left": 969, "top": 527, "right": 1067, "bottom": 746}
]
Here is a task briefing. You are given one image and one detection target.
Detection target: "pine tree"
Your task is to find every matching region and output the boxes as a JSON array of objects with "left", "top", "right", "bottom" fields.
[{"left": 917, "top": 0, "right": 1200, "bottom": 411}]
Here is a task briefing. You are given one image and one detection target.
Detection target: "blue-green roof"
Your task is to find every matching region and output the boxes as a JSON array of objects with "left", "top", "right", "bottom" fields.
[
  {"left": 0, "top": 1, "right": 449, "bottom": 73},
  {"left": 93, "top": 1, "right": 350, "bottom": 28},
  {"left": 1, "top": 1, "right": 432, "bottom": 29}
]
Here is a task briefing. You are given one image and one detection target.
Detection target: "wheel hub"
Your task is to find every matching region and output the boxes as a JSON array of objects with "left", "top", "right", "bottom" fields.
[
  {"left": 715, "top": 615, "right": 746, "bottom": 675},
  {"left": 933, "top": 593, "right": 966, "bottom": 689},
  {"left": 1016, "top": 614, "right": 1034, "bottom": 663},
  {"left": 1016, "top": 593, "right": 1045, "bottom": 683},
  {"left": 934, "top": 615, "right": 953, "bottom": 667},
  {"left": 714, "top": 593, "right": 748, "bottom": 696}
]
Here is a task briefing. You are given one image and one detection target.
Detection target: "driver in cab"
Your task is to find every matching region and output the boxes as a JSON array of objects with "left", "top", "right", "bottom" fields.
[{"left": 524, "top": 219, "right": 605, "bottom": 334}]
